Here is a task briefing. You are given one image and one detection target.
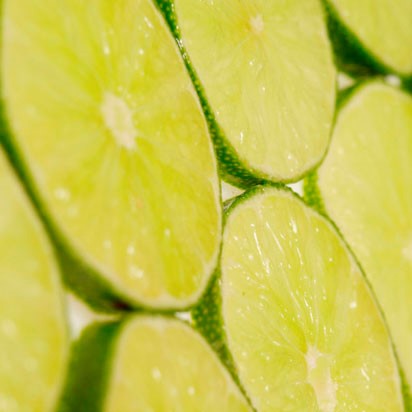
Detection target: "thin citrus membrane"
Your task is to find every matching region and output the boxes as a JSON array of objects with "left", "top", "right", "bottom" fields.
[
  {"left": 169, "top": 0, "right": 336, "bottom": 182},
  {"left": 1, "top": 0, "right": 221, "bottom": 308},
  {"left": 221, "top": 186, "right": 403, "bottom": 411},
  {"left": 317, "top": 81, "right": 412, "bottom": 390},
  {"left": 0, "top": 150, "right": 68, "bottom": 412}
]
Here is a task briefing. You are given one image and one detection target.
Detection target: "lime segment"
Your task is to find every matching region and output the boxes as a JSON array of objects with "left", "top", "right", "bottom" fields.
[
  {"left": 170, "top": 0, "right": 336, "bottom": 183},
  {"left": 318, "top": 81, "right": 412, "bottom": 389},
  {"left": 221, "top": 187, "right": 403, "bottom": 411},
  {"left": 0, "top": 150, "right": 68, "bottom": 412},
  {"left": 1, "top": 0, "right": 221, "bottom": 308}
]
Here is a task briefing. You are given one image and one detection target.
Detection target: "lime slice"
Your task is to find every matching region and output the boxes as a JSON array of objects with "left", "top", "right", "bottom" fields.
[
  {"left": 58, "top": 316, "right": 251, "bottom": 412},
  {"left": 1, "top": 0, "right": 221, "bottom": 309},
  {"left": 324, "top": 0, "right": 412, "bottom": 76},
  {"left": 157, "top": 0, "right": 336, "bottom": 186},
  {"left": 0, "top": 150, "right": 68, "bottom": 412},
  {"left": 317, "top": 81, "right": 412, "bottom": 392},
  {"left": 221, "top": 186, "right": 404, "bottom": 411}
]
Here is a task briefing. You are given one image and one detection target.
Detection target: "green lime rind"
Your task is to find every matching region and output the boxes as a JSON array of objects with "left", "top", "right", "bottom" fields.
[
  {"left": 57, "top": 321, "right": 122, "bottom": 412},
  {"left": 154, "top": 0, "right": 334, "bottom": 188},
  {"left": 322, "top": 0, "right": 412, "bottom": 85},
  {"left": 0, "top": 120, "right": 134, "bottom": 313},
  {"left": 192, "top": 273, "right": 256, "bottom": 411},
  {"left": 154, "top": 0, "right": 266, "bottom": 189},
  {"left": 303, "top": 171, "right": 326, "bottom": 215}
]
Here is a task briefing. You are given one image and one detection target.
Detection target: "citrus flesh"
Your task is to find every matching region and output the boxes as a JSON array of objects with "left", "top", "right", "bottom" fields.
[
  {"left": 318, "top": 82, "right": 412, "bottom": 388},
  {"left": 221, "top": 187, "right": 403, "bottom": 411},
  {"left": 1, "top": 0, "right": 221, "bottom": 308},
  {"left": 104, "top": 316, "right": 251, "bottom": 412},
  {"left": 329, "top": 0, "right": 412, "bottom": 74},
  {"left": 0, "top": 150, "right": 68, "bottom": 412},
  {"left": 173, "top": 0, "right": 336, "bottom": 182}
]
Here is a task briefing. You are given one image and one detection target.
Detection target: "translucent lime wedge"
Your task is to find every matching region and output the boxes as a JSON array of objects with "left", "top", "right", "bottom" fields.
[
  {"left": 317, "top": 81, "right": 412, "bottom": 392},
  {"left": 158, "top": 0, "right": 336, "bottom": 185},
  {"left": 58, "top": 316, "right": 251, "bottom": 412},
  {"left": 221, "top": 186, "right": 404, "bottom": 411},
  {"left": 325, "top": 0, "right": 412, "bottom": 75},
  {"left": 0, "top": 150, "right": 68, "bottom": 412},
  {"left": 1, "top": 0, "right": 221, "bottom": 309}
]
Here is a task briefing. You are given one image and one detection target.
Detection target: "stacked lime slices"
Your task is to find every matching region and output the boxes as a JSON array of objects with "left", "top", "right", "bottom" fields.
[
  {"left": 0, "top": 150, "right": 68, "bottom": 412},
  {"left": 0, "top": 0, "right": 411, "bottom": 410},
  {"left": 1, "top": 0, "right": 221, "bottom": 310}
]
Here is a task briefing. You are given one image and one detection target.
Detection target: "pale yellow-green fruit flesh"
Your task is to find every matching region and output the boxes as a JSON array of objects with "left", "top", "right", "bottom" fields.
[
  {"left": 318, "top": 82, "right": 412, "bottom": 389},
  {"left": 2, "top": 0, "right": 221, "bottom": 308},
  {"left": 104, "top": 316, "right": 251, "bottom": 412},
  {"left": 0, "top": 151, "right": 68, "bottom": 412},
  {"left": 222, "top": 188, "right": 403, "bottom": 411},
  {"left": 331, "top": 0, "right": 412, "bottom": 74},
  {"left": 174, "top": 0, "right": 336, "bottom": 181}
]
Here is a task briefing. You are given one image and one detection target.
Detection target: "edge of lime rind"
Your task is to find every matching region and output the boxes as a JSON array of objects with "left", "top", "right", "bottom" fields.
[
  {"left": 192, "top": 272, "right": 258, "bottom": 411},
  {"left": 154, "top": 0, "right": 335, "bottom": 188},
  {"left": 56, "top": 321, "right": 123, "bottom": 412},
  {"left": 322, "top": 0, "right": 412, "bottom": 80},
  {"left": 220, "top": 184, "right": 406, "bottom": 410}
]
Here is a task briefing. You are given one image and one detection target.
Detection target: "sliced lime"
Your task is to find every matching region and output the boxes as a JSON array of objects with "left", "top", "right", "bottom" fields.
[
  {"left": 58, "top": 316, "right": 251, "bottom": 412},
  {"left": 0, "top": 150, "right": 68, "bottom": 412},
  {"left": 324, "top": 0, "right": 412, "bottom": 76},
  {"left": 158, "top": 0, "right": 336, "bottom": 185},
  {"left": 221, "top": 186, "right": 404, "bottom": 411},
  {"left": 1, "top": 0, "right": 221, "bottom": 309},
  {"left": 317, "top": 81, "right": 412, "bottom": 390}
]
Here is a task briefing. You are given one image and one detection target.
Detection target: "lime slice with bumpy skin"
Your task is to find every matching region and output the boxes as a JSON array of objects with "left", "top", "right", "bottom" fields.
[
  {"left": 1, "top": 0, "right": 221, "bottom": 309},
  {"left": 317, "top": 81, "right": 412, "bottom": 393},
  {"left": 324, "top": 0, "right": 412, "bottom": 76},
  {"left": 157, "top": 0, "right": 336, "bottom": 186},
  {"left": 0, "top": 150, "right": 68, "bottom": 412},
  {"left": 58, "top": 316, "right": 251, "bottom": 412},
  {"left": 221, "top": 186, "right": 404, "bottom": 411}
]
